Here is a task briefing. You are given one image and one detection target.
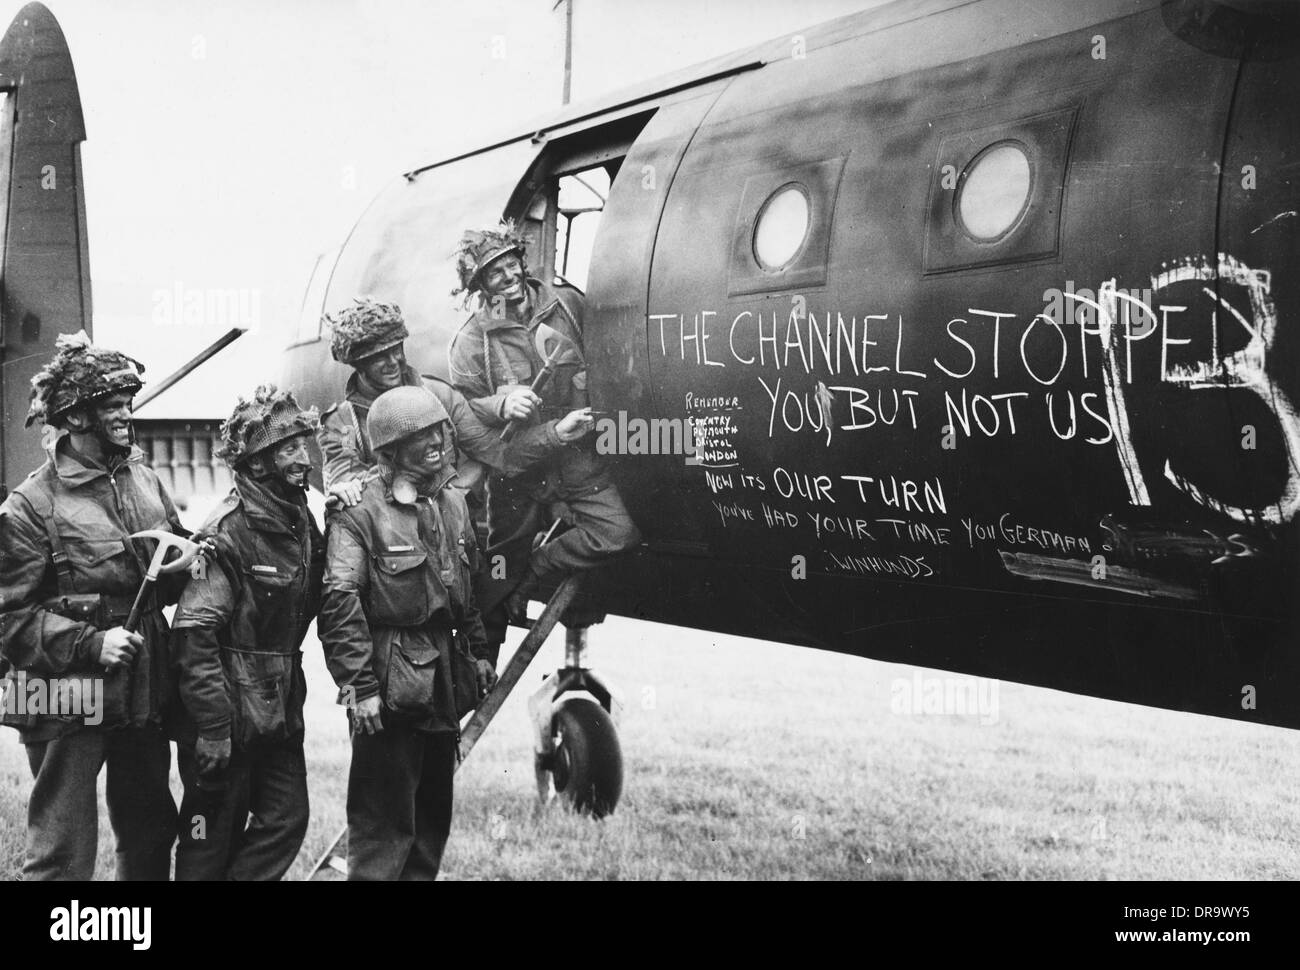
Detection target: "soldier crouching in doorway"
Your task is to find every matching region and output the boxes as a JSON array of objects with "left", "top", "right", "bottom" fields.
[
  {"left": 170, "top": 386, "right": 323, "bottom": 880},
  {"left": 447, "top": 223, "right": 641, "bottom": 667},
  {"left": 318, "top": 385, "right": 496, "bottom": 880},
  {"left": 0, "top": 332, "right": 182, "bottom": 880}
]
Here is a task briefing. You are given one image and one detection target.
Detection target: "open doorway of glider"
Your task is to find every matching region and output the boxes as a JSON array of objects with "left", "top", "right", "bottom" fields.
[{"left": 510, "top": 109, "right": 656, "bottom": 294}]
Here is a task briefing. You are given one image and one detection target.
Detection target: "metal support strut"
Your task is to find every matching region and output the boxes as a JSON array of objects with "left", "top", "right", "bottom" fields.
[{"left": 458, "top": 574, "right": 583, "bottom": 762}]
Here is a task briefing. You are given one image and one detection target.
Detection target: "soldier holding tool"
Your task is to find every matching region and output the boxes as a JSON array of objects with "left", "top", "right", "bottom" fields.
[
  {"left": 170, "top": 386, "right": 323, "bottom": 881},
  {"left": 447, "top": 223, "right": 640, "bottom": 665},
  {"left": 0, "top": 332, "right": 187, "bottom": 880}
]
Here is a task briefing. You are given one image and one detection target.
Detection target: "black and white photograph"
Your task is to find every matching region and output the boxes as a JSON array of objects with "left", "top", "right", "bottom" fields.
[{"left": 0, "top": 0, "right": 1294, "bottom": 939}]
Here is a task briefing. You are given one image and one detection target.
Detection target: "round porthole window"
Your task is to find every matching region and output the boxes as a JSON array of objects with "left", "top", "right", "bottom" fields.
[
  {"left": 753, "top": 184, "right": 810, "bottom": 270},
  {"left": 957, "top": 142, "right": 1032, "bottom": 241}
]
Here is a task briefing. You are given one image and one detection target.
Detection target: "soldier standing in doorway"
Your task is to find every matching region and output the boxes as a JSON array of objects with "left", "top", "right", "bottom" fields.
[{"left": 447, "top": 223, "right": 640, "bottom": 665}]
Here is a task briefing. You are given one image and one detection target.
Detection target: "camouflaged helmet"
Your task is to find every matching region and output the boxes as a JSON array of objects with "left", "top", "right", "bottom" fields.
[
  {"left": 451, "top": 220, "right": 527, "bottom": 303},
  {"left": 217, "top": 384, "right": 319, "bottom": 468},
  {"left": 325, "top": 297, "right": 409, "bottom": 365},
  {"left": 26, "top": 331, "right": 146, "bottom": 428},
  {"left": 367, "top": 386, "right": 451, "bottom": 452}
]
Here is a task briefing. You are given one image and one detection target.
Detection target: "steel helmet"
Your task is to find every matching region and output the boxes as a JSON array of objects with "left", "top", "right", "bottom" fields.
[
  {"left": 451, "top": 220, "right": 528, "bottom": 304},
  {"left": 217, "top": 384, "right": 319, "bottom": 467},
  {"left": 26, "top": 331, "right": 145, "bottom": 428},
  {"left": 367, "top": 386, "right": 451, "bottom": 452},
  {"left": 325, "top": 297, "right": 409, "bottom": 365}
]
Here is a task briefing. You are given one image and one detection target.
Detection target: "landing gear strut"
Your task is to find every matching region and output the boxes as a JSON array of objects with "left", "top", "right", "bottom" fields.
[{"left": 529, "top": 626, "right": 624, "bottom": 816}]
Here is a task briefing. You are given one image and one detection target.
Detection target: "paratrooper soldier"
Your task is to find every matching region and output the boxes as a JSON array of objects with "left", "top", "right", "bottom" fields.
[
  {"left": 318, "top": 386, "right": 495, "bottom": 880},
  {"left": 170, "top": 385, "right": 323, "bottom": 880},
  {"left": 0, "top": 332, "right": 182, "bottom": 880},
  {"left": 447, "top": 223, "right": 640, "bottom": 664}
]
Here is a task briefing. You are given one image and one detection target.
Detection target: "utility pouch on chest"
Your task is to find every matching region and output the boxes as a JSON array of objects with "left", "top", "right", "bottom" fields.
[{"left": 368, "top": 550, "right": 430, "bottom": 626}]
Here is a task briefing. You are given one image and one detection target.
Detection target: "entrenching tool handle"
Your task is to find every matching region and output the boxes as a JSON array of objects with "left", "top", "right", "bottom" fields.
[
  {"left": 121, "top": 531, "right": 198, "bottom": 632},
  {"left": 499, "top": 345, "right": 563, "bottom": 443},
  {"left": 122, "top": 578, "right": 154, "bottom": 634}
]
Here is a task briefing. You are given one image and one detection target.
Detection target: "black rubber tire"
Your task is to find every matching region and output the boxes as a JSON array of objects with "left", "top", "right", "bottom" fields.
[{"left": 550, "top": 697, "right": 623, "bottom": 817}]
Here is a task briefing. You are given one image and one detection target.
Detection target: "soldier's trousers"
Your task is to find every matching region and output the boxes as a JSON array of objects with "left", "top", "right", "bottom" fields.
[
  {"left": 478, "top": 479, "right": 640, "bottom": 665},
  {"left": 346, "top": 726, "right": 455, "bottom": 881},
  {"left": 175, "top": 738, "right": 309, "bottom": 881},
  {"left": 23, "top": 726, "right": 177, "bottom": 881}
]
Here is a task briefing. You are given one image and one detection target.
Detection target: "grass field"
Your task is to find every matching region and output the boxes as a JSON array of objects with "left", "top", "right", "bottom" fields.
[{"left": 1, "top": 614, "right": 1298, "bottom": 880}]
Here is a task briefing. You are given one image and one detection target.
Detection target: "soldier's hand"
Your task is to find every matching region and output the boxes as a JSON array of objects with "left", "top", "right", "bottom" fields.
[
  {"left": 328, "top": 480, "right": 365, "bottom": 508},
  {"left": 475, "top": 659, "right": 498, "bottom": 697},
  {"left": 99, "top": 627, "right": 143, "bottom": 669},
  {"left": 195, "top": 736, "right": 231, "bottom": 775},
  {"left": 555, "top": 407, "right": 595, "bottom": 443},
  {"left": 351, "top": 694, "right": 384, "bottom": 735},
  {"left": 502, "top": 387, "right": 541, "bottom": 422}
]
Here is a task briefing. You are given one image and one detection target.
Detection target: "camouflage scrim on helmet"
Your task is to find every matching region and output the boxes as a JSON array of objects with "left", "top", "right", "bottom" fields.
[
  {"left": 217, "top": 384, "right": 319, "bottom": 468},
  {"left": 26, "top": 331, "right": 146, "bottom": 428},
  {"left": 451, "top": 220, "right": 528, "bottom": 306},
  {"left": 324, "top": 297, "right": 409, "bottom": 364}
]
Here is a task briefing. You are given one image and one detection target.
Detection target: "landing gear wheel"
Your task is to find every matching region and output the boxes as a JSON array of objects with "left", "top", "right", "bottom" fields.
[{"left": 550, "top": 697, "right": 622, "bottom": 817}]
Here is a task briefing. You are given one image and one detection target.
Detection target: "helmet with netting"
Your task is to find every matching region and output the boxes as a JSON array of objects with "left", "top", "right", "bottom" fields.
[
  {"left": 451, "top": 220, "right": 527, "bottom": 305},
  {"left": 26, "top": 331, "right": 145, "bottom": 428},
  {"left": 325, "top": 297, "right": 409, "bottom": 365},
  {"left": 217, "top": 384, "right": 319, "bottom": 468}
]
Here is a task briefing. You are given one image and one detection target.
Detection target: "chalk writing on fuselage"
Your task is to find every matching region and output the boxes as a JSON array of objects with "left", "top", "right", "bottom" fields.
[{"left": 654, "top": 254, "right": 1300, "bottom": 529}]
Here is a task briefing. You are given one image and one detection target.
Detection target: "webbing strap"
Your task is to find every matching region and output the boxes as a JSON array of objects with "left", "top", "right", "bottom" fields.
[
  {"left": 482, "top": 328, "right": 519, "bottom": 398},
  {"left": 336, "top": 400, "right": 371, "bottom": 464},
  {"left": 18, "top": 481, "right": 73, "bottom": 596}
]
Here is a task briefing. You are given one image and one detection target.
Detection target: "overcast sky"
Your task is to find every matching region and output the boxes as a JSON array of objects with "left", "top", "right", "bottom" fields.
[{"left": 1, "top": 0, "right": 878, "bottom": 414}]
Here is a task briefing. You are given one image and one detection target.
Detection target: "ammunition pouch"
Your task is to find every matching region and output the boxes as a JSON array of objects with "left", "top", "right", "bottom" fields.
[
  {"left": 40, "top": 592, "right": 105, "bottom": 627},
  {"left": 225, "top": 648, "right": 303, "bottom": 747},
  {"left": 39, "top": 591, "right": 151, "bottom": 629},
  {"left": 374, "top": 625, "right": 451, "bottom": 720},
  {"left": 30, "top": 592, "right": 151, "bottom": 729}
]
